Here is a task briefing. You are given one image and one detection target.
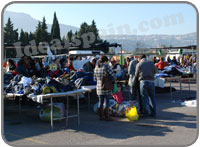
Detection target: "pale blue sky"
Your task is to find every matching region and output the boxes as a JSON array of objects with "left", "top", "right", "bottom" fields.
[{"left": 5, "top": 3, "right": 197, "bottom": 35}]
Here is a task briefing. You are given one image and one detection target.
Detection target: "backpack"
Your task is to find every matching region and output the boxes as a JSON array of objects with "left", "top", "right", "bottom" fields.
[{"left": 102, "top": 65, "right": 114, "bottom": 90}]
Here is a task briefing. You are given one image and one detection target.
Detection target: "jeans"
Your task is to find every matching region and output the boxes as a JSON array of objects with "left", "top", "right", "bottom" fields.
[
  {"left": 140, "top": 80, "right": 156, "bottom": 116},
  {"left": 98, "top": 95, "right": 110, "bottom": 109}
]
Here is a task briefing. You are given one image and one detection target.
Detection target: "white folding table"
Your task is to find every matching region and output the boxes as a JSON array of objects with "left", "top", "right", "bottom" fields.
[{"left": 31, "top": 89, "right": 91, "bottom": 130}]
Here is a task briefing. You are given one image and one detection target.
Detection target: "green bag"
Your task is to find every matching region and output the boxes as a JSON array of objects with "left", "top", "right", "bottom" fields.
[{"left": 40, "top": 106, "right": 62, "bottom": 122}]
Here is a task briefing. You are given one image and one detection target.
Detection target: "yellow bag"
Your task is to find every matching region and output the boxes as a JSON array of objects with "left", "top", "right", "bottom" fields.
[
  {"left": 125, "top": 106, "right": 139, "bottom": 121},
  {"left": 42, "top": 86, "right": 58, "bottom": 94}
]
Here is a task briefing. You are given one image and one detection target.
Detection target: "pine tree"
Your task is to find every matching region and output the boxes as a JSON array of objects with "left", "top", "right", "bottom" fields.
[
  {"left": 74, "top": 30, "right": 78, "bottom": 36},
  {"left": 89, "top": 20, "right": 102, "bottom": 44},
  {"left": 19, "top": 29, "right": 26, "bottom": 45},
  {"left": 62, "top": 36, "right": 66, "bottom": 44},
  {"left": 41, "top": 17, "right": 50, "bottom": 42},
  {"left": 34, "top": 21, "right": 42, "bottom": 44},
  {"left": 24, "top": 32, "right": 29, "bottom": 45},
  {"left": 67, "top": 30, "right": 73, "bottom": 42},
  {"left": 4, "top": 17, "right": 18, "bottom": 44},
  {"left": 29, "top": 32, "right": 35, "bottom": 41},
  {"left": 78, "top": 22, "right": 89, "bottom": 36},
  {"left": 51, "top": 12, "right": 61, "bottom": 40}
]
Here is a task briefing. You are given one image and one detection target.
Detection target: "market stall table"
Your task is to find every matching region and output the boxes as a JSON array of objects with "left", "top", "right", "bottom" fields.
[
  {"left": 28, "top": 89, "right": 92, "bottom": 130},
  {"left": 164, "top": 76, "right": 182, "bottom": 100}
]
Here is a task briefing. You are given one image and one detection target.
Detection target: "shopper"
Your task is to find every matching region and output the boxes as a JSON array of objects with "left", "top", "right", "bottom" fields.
[
  {"left": 94, "top": 55, "right": 114, "bottom": 121},
  {"left": 110, "top": 58, "right": 121, "bottom": 79},
  {"left": 128, "top": 56, "right": 138, "bottom": 100},
  {"left": 155, "top": 57, "right": 168, "bottom": 70},
  {"left": 83, "top": 57, "right": 96, "bottom": 73},
  {"left": 16, "top": 59, "right": 29, "bottom": 77},
  {"left": 152, "top": 56, "right": 158, "bottom": 64},
  {"left": 135, "top": 54, "right": 158, "bottom": 117},
  {"left": 7, "top": 59, "right": 16, "bottom": 72},
  {"left": 171, "top": 56, "right": 178, "bottom": 65},
  {"left": 128, "top": 56, "right": 143, "bottom": 114}
]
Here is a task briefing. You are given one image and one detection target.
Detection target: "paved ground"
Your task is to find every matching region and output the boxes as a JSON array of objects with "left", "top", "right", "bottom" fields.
[{"left": 3, "top": 81, "right": 198, "bottom": 146}]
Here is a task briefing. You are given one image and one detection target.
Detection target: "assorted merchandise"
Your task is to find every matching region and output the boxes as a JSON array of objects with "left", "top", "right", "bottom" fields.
[
  {"left": 93, "top": 99, "right": 140, "bottom": 119},
  {"left": 39, "top": 103, "right": 65, "bottom": 122}
]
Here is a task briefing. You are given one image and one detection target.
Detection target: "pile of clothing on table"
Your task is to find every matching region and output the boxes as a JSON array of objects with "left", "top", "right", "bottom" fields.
[
  {"left": 4, "top": 69, "right": 97, "bottom": 98},
  {"left": 156, "top": 65, "right": 195, "bottom": 78},
  {"left": 154, "top": 64, "right": 195, "bottom": 93}
]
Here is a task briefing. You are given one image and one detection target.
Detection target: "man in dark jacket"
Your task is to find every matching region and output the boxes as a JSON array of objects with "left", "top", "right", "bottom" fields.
[
  {"left": 128, "top": 56, "right": 143, "bottom": 114},
  {"left": 135, "top": 54, "right": 158, "bottom": 117},
  {"left": 83, "top": 57, "right": 96, "bottom": 73}
]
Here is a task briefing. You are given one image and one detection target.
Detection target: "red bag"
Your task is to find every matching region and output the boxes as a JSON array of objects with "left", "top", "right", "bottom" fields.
[{"left": 112, "top": 91, "right": 124, "bottom": 104}]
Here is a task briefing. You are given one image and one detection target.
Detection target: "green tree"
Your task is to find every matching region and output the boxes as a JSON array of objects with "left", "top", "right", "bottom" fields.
[
  {"left": 19, "top": 29, "right": 26, "bottom": 45},
  {"left": 34, "top": 21, "right": 42, "bottom": 44},
  {"left": 24, "top": 32, "right": 29, "bottom": 44},
  {"left": 78, "top": 22, "right": 89, "bottom": 36},
  {"left": 29, "top": 32, "right": 35, "bottom": 41},
  {"left": 89, "top": 20, "right": 102, "bottom": 43},
  {"left": 4, "top": 18, "right": 18, "bottom": 44},
  {"left": 41, "top": 17, "right": 50, "bottom": 42},
  {"left": 74, "top": 30, "right": 78, "bottom": 36},
  {"left": 51, "top": 12, "right": 61, "bottom": 40},
  {"left": 67, "top": 30, "right": 73, "bottom": 42}
]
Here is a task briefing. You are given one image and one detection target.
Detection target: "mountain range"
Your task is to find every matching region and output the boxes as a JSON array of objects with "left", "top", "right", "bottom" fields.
[
  {"left": 101, "top": 33, "right": 196, "bottom": 51},
  {"left": 4, "top": 11, "right": 196, "bottom": 51}
]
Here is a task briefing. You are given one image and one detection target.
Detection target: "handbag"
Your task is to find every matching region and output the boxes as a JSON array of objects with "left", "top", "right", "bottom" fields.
[
  {"left": 102, "top": 65, "right": 114, "bottom": 90},
  {"left": 112, "top": 91, "right": 124, "bottom": 104}
]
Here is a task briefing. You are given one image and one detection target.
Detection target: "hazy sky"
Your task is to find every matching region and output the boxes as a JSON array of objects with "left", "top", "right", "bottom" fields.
[{"left": 5, "top": 3, "right": 197, "bottom": 35}]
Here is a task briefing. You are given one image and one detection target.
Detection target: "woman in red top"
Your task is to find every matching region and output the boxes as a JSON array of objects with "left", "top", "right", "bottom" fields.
[{"left": 155, "top": 57, "right": 168, "bottom": 70}]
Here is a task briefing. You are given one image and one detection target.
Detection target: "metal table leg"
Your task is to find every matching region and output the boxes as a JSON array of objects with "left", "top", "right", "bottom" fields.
[
  {"left": 65, "top": 96, "right": 69, "bottom": 128},
  {"left": 50, "top": 97, "right": 53, "bottom": 130},
  {"left": 77, "top": 94, "right": 80, "bottom": 125},
  {"left": 179, "top": 78, "right": 182, "bottom": 95},
  {"left": 19, "top": 96, "right": 21, "bottom": 122},
  {"left": 88, "top": 92, "right": 90, "bottom": 111},
  {"left": 188, "top": 78, "right": 191, "bottom": 93},
  {"left": 170, "top": 79, "right": 173, "bottom": 100}
]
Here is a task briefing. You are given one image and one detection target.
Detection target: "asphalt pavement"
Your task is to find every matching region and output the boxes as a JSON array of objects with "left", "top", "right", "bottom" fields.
[{"left": 3, "top": 81, "right": 198, "bottom": 146}]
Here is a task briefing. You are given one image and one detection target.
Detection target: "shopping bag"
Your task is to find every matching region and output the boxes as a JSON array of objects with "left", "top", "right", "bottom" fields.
[
  {"left": 125, "top": 106, "right": 139, "bottom": 121},
  {"left": 40, "top": 105, "right": 62, "bottom": 122},
  {"left": 112, "top": 91, "right": 124, "bottom": 104}
]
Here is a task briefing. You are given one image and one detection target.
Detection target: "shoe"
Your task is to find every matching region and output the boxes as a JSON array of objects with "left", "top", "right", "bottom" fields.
[
  {"left": 98, "top": 108, "right": 104, "bottom": 120},
  {"left": 104, "top": 108, "right": 113, "bottom": 121}
]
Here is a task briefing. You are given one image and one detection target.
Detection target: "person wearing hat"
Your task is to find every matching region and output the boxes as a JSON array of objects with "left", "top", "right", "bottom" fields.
[
  {"left": 134, "top": 54, "right": 158, "bottom": 117},
  {"left": 83, "top": 57, "right": 96, "bottom": 73}
]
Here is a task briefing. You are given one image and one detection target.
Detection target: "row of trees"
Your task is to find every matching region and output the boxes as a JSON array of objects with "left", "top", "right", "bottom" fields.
[
  {"left": 4, "top": 12, "right": 109, "bottom": 53},
  {"left": 4, "top": 12, "right": 61, "bottom": 45}
]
